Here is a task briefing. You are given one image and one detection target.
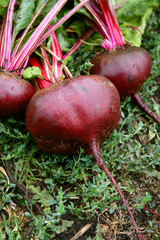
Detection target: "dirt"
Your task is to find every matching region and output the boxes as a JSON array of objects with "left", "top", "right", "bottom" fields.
[{"left": 54, "top": 173, "right": 160, "bottom": 240}]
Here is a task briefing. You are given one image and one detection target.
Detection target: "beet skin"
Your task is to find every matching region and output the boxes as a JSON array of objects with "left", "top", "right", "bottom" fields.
[
  {"left": 25, "top": 75, "right": 120, "bottom": 154},
  {"left": 25, "top": 75, "right": 143, "bottom": 237},
  {"left": 0, "top": 71, "right": 35, "bottom": 117},
  {"left": 90, "top": 46, "right": 152, "bottom": 97}
]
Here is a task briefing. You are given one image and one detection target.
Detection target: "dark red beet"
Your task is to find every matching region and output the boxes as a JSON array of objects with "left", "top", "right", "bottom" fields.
[
  {"left": 25, "top": 75, "right": 120, "bottom": 154},
  {"left": 25, "top": 75, "right": 143, "bottom": 239},
  {"left": 0, "top": 71, "right": 35, "bottom": 117},
  {"left": 89, "top": 46, "right": 160, "bottom": 125},
  {"left": 90, "top": 46, "right": 151, "bottom": 97}
]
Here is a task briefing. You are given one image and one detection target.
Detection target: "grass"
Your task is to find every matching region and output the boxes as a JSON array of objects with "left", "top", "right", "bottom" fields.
[{"left": 0, "top": 7, "right": 160, "bottom": 240}]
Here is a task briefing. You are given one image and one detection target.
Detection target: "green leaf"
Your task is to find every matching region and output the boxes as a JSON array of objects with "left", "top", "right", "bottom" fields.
[
  {"left": 0, "top": 0, "right": 9, "bottom": 17},
  {"left": 66, "top": 19, "right": 88, "bottom": 38},
  {"left": 13, "top": 0, "right": 36, "bottom": 38},
  {"left": 0, "top": 0, "right": 9, "bottom": 7},
  {"left": 29, "top": 185, "right": 55, "bottom": 206},
  {"left": 23, "top": 66, "right": 41, "bottom": 80},
  {"left": 34, "top": 0, "right": 58, "bottom": 25},
  {"left": 0, "top": 222, "right": 6, "bottom": 239},
  {"left": 55, "top": 220, "right": 74, "bottom": 234},
  {"left": 35, "top": 0, "right": 57, "bottom": 13},
  {"left": 116, "top": 0, "right": 160, "bottom": 46}
]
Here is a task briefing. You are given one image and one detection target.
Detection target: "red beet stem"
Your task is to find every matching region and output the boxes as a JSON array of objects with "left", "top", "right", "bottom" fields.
[
  {"left": 143, "top": 206, "right": 160, "bottom": 217},
  {"left": 132, "top": 93, "right": 160, "bottom": 125},
  {"left": 89, "top": 139, "right": 143, "bottom": 240}
]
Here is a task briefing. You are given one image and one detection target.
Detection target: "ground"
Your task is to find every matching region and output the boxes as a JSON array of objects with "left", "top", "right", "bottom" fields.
[{"left": 0, "top": 5, "right": 160, "bottom": 240}]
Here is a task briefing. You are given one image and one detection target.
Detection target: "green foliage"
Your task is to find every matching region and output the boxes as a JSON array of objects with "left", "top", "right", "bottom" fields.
[
  {"left": 0, "top": 0, "right": 9, "bottom": 17},
  {"left": 116, "top": 0, "right": 159, "bottom": 46},
  {"left": 0, "top": 3, "right": 160, "bottom": 240},
  {"left": 13, "top": 0, "right": 36, "bottom": 38},
  {"left": 23, "top": 66, "right": 42, "bottom": 80}
]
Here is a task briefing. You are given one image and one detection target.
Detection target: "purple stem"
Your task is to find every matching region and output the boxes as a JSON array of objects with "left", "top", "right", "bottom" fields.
[
  {"left": 80, "top": 1, "right": 110, "bottom": 40},
  {"left": 98, "top": 0, "right": 124, "bottom": 48},
  {"left": 89, "top": 139, "right": 144, "bottom": 240},
  {"left": 90, "top": 0, "right": 105, "bottom": 21},
  {"left": 114, "top": 0, "right": 127, "bottom": 10},
  {"left": 11, "top": 0, "right": 49, "bottom": 60},
  {"left": 127, "top": 25, "right": 143, "bottom": 37},
  {"left": 8, "top": 0, "right": 90, "bottom": 71},
  {"left": 38, "top": 0, "right": 91, "bottom": 45},
  {"left": 143, "top": 206, "right": 160, "bottom": 217},
  {"left": 132, "top": 93, "right": 160, "bottom": 125},
  {"left": 82, "top": 0, "right": 125, "bottom": 50},
  {"left": 0, "top": 15, "right": 6, "bottom": 66},
  {"left": 98, "top": 0, "right": 116, "bottom": 47},
  {"left": 41, "top": 45, "right": 73, "bottom": 79},
  {"left": 40, "top": 47, "right": 52, "bottom": 80},
  {"left": 7, "top": 0, "right": 68, "bottom": 71},
  {"left": 63, "top": 28, "right": 95, "bottom": 60},
  {"left": 50, "top": 30, "right": 63, "bottom": 79},
  {"left": 2, "top": 0, "right": 16, "bottom": 68}
]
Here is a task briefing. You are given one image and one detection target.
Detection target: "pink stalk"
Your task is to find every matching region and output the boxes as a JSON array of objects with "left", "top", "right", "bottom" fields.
[
  {"left": 0, "top": 15, "right": 6, "bottom": 66},
  {"left": 7, "top": 0, "right": 90, "bottom": 72},
  {"left": 37, "top": 0, "right": 91, "bottom": 45},
  {"left": 19, "top": 56, "right": 29, "bottom": 75},
  {"left": 29, "top": 55, "right": 53, "bottom": 89},
  {"left": 98, "top": 0, "right": 116, "bottom": 47},
  {"left": 11, "top": 0, "right": 49, "bottom": 60},
  {"left": 40, "top": 47, "right": 52, "bottom": 80},
  {"left": 1, "top": 0, "right": 16, "bottom": 68},
  {"left": 80, "top": 0, "right": 124, "bottom": 50},
  {"left": 8, "top": 0, "right": 68, "bottom": 71},
  {"left": 103, "top": 0, "right": 120, "bottom": 25},
  {"left": 79, "top": 0, "right": 110, "bottom": 40},
  {"left": 41, "top": 44, "right": 73, "bottom": 79},
  {"left": 89, "top": 139, "right": 144, "bottom": 240},
  {"left": 29, "top": 29, "right": 73, "bottom": 88},
  {"left": 40, "top": 40, "right": 62, "bottom": 83},
  {"left": 50, "top": 30, "right": 63, "bottom": 79},
  {"left": 88, "top": 0, "right": 105, "bottom": 20},
  {"left": 63, "top": 28, "right": 95, "bottom": 60}
]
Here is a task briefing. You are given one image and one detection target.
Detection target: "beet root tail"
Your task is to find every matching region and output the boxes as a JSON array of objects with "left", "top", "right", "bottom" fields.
[
  {"left": 132, "top": 92, "right": 160, "bottom": 125},
  {"left": 89, "top": 139, "right": 144, "bottom": 240}
]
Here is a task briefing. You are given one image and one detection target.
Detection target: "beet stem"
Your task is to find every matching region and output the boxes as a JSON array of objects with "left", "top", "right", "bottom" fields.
[
  {"left": 132, "top": 93, "right": 160, "bottom": 125},
  {"left": 1, "top": 0, "right": 16, "bottom": 68},
  {"left": 63, "top": 27, "right": 95, "bottom": 60},
  {"left": 143, "top": 206, "right": 160, "bottom": 217},
  {"left": 11, "top": 0, "right": 49, "bottom": 60},
  {"left": 89, "top": 139, "right": 143, "bottom": 240}
]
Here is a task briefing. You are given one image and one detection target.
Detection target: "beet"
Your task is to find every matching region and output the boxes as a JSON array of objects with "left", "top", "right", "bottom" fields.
[
  {"left": 25, "top": 75, "right": 120, "bottom": 154},
  {"left": 0, "top": 71, "right": 35, "bottom": 117},
  {"left": 90, "top": 46, "right": 152, "bottom": 97},
  {"left": 25, "top": 75, "right": 143, "bottom": 238},
  {"left": 89, "top": 46, "right": 160, "bottom": 125}
]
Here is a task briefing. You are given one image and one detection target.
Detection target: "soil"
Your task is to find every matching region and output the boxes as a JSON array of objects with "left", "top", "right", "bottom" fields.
[{"left": 54, "top": 173, "right": 160, "bottom": 240}]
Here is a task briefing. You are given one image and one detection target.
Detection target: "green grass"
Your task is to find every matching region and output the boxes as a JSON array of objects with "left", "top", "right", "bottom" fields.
[{"left": 0, "top": 8, "right": 160, "bottom": 240}]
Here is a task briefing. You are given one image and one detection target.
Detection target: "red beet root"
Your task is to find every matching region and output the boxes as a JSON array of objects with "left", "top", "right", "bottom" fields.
[
  {"left": 90, "top": 46, "right": 160, "bottom": 125},
  {"left": 26, "top": 75, "right": 143, "bottom": 238},
  {"left": 25, "top": 75, "right": 120, "bottom": 154},
  {"left": 90, "top": 46, "right": 152, "bottom": 97},
  {"left": 82, "top": 0, "right": 159, "bottom": 127},
  {"left": 0, "top": 71, "right": 35, "bottom": 117}
]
